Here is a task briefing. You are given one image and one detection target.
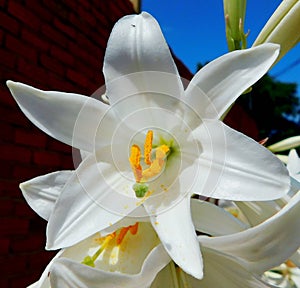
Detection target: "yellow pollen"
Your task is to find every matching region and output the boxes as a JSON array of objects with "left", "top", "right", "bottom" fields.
[
  {"left": 129, "top": 145, "right": 143, "bottom": 182},
  {"left": 144, "top": 130, "right": 153, "bottom": 165},
  {"left": 142, "top": 145, "right": 169, "bottom": 181}
]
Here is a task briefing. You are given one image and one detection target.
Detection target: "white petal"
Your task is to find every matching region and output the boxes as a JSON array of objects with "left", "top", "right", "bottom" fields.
[
  {"left": 191, "top": 199, "right": 247, "bottom": 236},
  {"left": 188, "top": 247, "right": 269, "bottom": 288},
  {"left": 20, "top": 171, "right": 73, "bottom": 221},
  {"left": 103, "top": 12, "right": 183, "bottom": 114},
  {"left": 50, "top": 244, "right": 170, "bottom": 288},
  {"left": 199, "top": 191, "right": 300, "bottom": 274},
  {"left": 192, "top": 120, "right": 290, "bottom": 200},
  {"left": 235, "top": 200, "right": 281, "bottom": 226},
  {"left": 6, "top": 81, "right": 109, "bottom": 152},
  {"left": 144, "top": 196, "right": 203, "bottom": 279},
  {"left": 184, "top": 44, "right": 279, "bottom": 119},
  {"left": 288, "top": 149, "right": 300, "bottom": 178},
  {"left": 46, "top": 152, "right": 138, "bottom": 250}
]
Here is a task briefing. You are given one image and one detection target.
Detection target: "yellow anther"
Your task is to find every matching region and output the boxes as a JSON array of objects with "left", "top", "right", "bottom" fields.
[
  {"left": 142, "top": 145, "right": 169, "bottom": 181},
  {"left": 144, "top": 130, "right": 153, "bottom": 165},
  {"left": 129, "top": 144, "right": 142, "bottom": 182},
  {"left": 285, "top": 260, "right": 297, "bottom": 268}
]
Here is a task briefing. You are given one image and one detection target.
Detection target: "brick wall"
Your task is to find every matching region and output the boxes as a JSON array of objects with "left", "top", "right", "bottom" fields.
[{"left": 0, "top": 1, "right": 137, "bottom": 287}]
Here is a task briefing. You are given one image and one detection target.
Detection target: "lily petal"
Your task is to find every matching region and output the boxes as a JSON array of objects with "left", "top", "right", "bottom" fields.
[
  {"left": 199, "top": 191, "right": 300, "bottom": 274},
  {"left": 20, "top": 171, "right": 73, "bottom": 221},
  {"left": 50, "top": 244, "right": 170, "bottom": 288},
  {"left": 235, "top": 200, "right": 280, "bottom": 226},
  {"left": 6, "top": 81, "right": 109, "bottom": 152},
  {"left": 192, "top": 120, "right": 289, "bottom": 200},
  {"left": 103, "top": 12, "right": 183, "bottom": 113},
  {"left": 47, "top": 152, "right": 138, "bottom": 250},
  {"left": 184, "top": 44, "right": 279, "bottom": 120},
  {"left": 288, "top": 149, "right": 300, "bottom": 181},
  {"left": 191, "top": 199, "right": 247, "bottom": 236},
  {"left": 144, "top": 196, "right": 203, "bottom": 279},
  {"left": 188, "top": 247, "right": 269, "bottom": 288}
]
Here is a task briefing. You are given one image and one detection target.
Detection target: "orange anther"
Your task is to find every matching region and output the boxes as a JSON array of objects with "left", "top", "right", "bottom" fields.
[
  {"left": 116, "top": 227, "right": 130, "bottom": 245},
  {"left": 116, "top": 223, "right": 139, "bottom": 245},
  {"left": 144, "top": 130, "right": 153, "bottom": 165},
  {"left": 129, "top": 145, "right": 142, "bottom": 182},
  {"left": 129, "top": 222, "right": 139, "bottom": 235}
]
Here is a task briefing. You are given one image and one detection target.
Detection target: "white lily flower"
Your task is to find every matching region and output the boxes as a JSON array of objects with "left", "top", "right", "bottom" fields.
[
  {"left": 28, "top": 221, "right": 170, "bottom": 288},
  {"left": 7, "top": 12, "right": 289, "bottom": 279}
]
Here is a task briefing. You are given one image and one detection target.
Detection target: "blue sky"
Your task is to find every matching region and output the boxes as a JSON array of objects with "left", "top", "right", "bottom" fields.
[{"left": 142, "top": 0, "right": 300, "bottom": 95}]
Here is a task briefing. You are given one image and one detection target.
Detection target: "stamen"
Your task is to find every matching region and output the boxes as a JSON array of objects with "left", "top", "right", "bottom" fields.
[
  {"left": 142, "top": 145, "right": 169, "bottom": 181},
  {"left": 82, "top": 232, "right": 116, "bottom": 267},
  {"left": 144, "top": 130, "right": 153, "bottom": 165},
  {"left": 116, "top": 222, "right": 139, "bottom": 245},
  {"left": 129, "top": 145, "right": 142, "bottom": 182}
]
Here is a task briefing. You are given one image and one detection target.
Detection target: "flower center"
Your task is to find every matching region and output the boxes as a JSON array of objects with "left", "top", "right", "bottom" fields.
[
  {"left": 129, "top": 130, "right": 170, "bottom": 198},
  {"left": 81, "top": 222, "right": 139, "bottom": 267}
]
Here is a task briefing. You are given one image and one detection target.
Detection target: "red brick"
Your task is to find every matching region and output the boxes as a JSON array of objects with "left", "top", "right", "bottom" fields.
[
  {"left": 11, "top": 274, "right": 38, "bottom": 288},
  {"left": 0, "top": 181, "right": 19, "bottom": 196},
  {"left": 47, "top": 139, "right": 72, "bottom": 153},
  {"left": 0, "top": 122, "right": 14, "bottom": 142},
  {"left": 0, "top": 279, "right": 8, "bottom": 288},
  {"left": 13, "top": 165, "right": 44, "bottom": 181},
  {"left": 67, "top": 68, "right": 91, "bottom": 88},
  {"left": 62, "top": 0, "right": 78, "bottom": 12},
  {"left": 40, "top": 53, "right": 66, "bottom": 76},
  {"left": 0, "top": 0, "right": 5, "bottom": 8},
  {"left": 41, "top": 24, "right": 68, "bottom": 48},
  {"left": 44, "top": 73, "right": 75, "bottom": 92},
  {"left": 8, "top": 1, "right": 40, "bottom": 31},
  {"left": 69, "top": 12, "right": 87, "bottom": 33},
  {"left": 0, "top": 160, "right": 14, "bottom": 179},
  {"left": 91, "top": 7, "right": 110, "bottom": 27},
  {"left": 77, "top": 7, "right": 97, "bottom": 27},
  {"left": 42, "top": 1, "right": 69, "bottom": 20},
  {"left": 15, "top": 129, "right": 47, "bottom": 148},
  {"left": 0, "top": 218, "right": 29, "bottom": 236},
  {"left": 0, "top": 11, "right": 20, "bottom": 34},
  {"left": 0, "top": 238, "right": 9, "bottom": 255},
  {"left": 22, "top": 29, "right": 49, "bottom": 52},
  {"left": 17, "top": 58, "right": 49, "bottom": 85},
  {"left": 60, "top": 154, "right": 74, "bottom": 169},
  {"left": 0, "top": 255, "right": 28, "bottom": 276},
  {"left": 0, "top": 49, "right": 17, "bottom": 69},
  {"left": 0, "top": 105, "right": 31, "bottom": 128},
  {"left": 54, "top": 18, "right": 77, "bottom": 39},
  {"left": 0, "top": 199, "right": 14, "bottom": 216},
  {"left": 11, "top": 234, "right": 45, "bottom": 253},
  {"left": 0, "top": 87, "right": 16, "bottom": 107},
  {"left": 26, "top": 0, "right": 53, "bottom": 22},
  {"left": 14, "top": 201, "right": 35, "bottom": 218},
  {"left": 6, "top": 35, "right": 38, "bottom": 63},
  {"left": 50, "top": 45, "right": 74, "bottom": 66},
  {"left": 33, "top": 151, "right": 62, "bottom": 167},
  {"left": 0, "top": 29, "right": 3, "bottom": 44},
  {"left": 68, "top": 42, "right": 101, "bottom": 69},
  {"left": 0, "top": 144, "right": 32, "bottom": 163}
]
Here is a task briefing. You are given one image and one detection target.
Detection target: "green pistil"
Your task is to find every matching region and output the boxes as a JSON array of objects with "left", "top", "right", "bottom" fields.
[
  {"left": 81, "top": 242, "right": 107, "bottom": 267},
  {"left": 133, "top": 183, "right": 149, "bottom": 198}
]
